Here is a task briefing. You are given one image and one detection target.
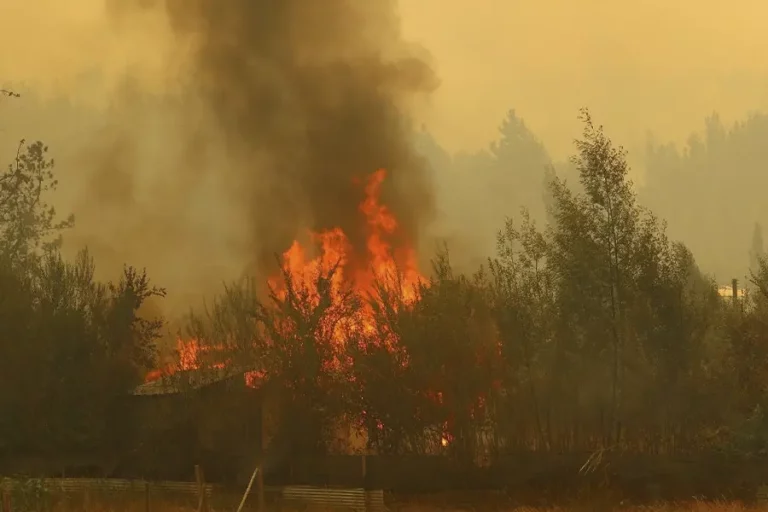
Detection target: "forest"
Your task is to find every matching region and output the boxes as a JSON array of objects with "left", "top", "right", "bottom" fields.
[{"left": 3, "top": 97, "right": 768, "bottom": 488}]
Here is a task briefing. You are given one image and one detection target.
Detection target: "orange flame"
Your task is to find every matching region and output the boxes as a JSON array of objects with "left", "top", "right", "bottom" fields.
[
  {"left": 271, "top": 168, "right": 423, "bottom": 308},
  {"left": 143, "top": 338, "right": 218, "bottom": 382},
  {"left": 145, "top": 168, "right": 424, "bottom": 384},
  {"left": 142, "top": 169, "right": 454, "bottom": 448}
]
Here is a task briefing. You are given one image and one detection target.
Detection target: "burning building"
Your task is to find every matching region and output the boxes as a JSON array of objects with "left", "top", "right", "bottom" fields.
[
  {"left": 122, "top": 168, "right": 424, "bottom": 479},
  {"left": 124, "top": 365, "right": 267, "bottom": 482}
]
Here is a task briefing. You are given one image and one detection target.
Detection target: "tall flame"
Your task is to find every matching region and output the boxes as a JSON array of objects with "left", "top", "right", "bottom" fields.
[
  {"left": 270, "top": 168, "right": 423, "bottom": 308},
  {"left": 143, "top": 168, "right": 447, "bottom": 446},
  {"left": 145, "top": 168, "right": 424, "bottom": 380}
]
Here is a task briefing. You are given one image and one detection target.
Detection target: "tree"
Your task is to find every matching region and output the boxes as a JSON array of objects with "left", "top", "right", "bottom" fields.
[
  {"left": 0, "top": 139, "right": 74, "bottom": 269},
  {"left": 487, "top": 209, "right": 555, "bottom": 451},
  {"left": 545, "top": 109, "right": 643, "bottom": 445},
  {"left": 489, "top": 110, "right": 553, "bottom": 224},
  {"left": 188, "top": 262, "right": 358, "bottom": 456},
  {"left": 351, "top": 251, "right": 498, "bottom": 461},
  {"left": 0, "top": 111, "right": 165, "bottom": 462},
  {"left": 0, "top": 249, "right": 165, "bottom": 455}
]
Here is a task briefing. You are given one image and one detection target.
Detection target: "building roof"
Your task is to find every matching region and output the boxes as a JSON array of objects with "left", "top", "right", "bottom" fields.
[{"left": 132, "top": 365, "right": 255, "bottom": 396}]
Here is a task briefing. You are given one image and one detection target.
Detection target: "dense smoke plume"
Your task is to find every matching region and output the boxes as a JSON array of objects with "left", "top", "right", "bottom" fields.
[{"left": 105, "top": 0, "right": 437, "bottom": 278}]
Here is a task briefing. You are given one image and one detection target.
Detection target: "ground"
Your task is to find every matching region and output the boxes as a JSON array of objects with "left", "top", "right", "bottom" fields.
[{"left": 10, "top": 495, "right": 768, "bottom": 512}]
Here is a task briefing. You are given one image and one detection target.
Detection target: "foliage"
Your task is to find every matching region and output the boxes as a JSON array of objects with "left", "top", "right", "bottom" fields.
[
  {"left": 9, "top": 106, "right": 768, "bottom": 471},
  {"left": 0, "top": 129, "right": 165, "bottom": 457},
  {"left": 179, "top": 109, "right": 768, "bottom": 463},
  {"left": 0, "top": 248, "right": 166, "bottom": 454},
  {"left": 0, "top": 139, "right": 74, "bottom": 269}
]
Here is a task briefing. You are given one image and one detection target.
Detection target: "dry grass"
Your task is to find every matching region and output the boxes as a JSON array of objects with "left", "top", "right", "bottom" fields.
[
  {"left": 393, "top": 504, "right": 768, "bottom": 512},
  {"left": 18, "top": 500, "right": 768, "bottom": 512},
  {"left": 5, "top": 491, "right": 767, "bottom": 512},
  {"left": 390, "top": 497, "right": 768, "bottom": 512}
]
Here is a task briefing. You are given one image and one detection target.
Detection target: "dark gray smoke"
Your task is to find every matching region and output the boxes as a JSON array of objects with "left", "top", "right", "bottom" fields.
[{"left": 108, "top": 0, "right": 438, "bottom": 274}]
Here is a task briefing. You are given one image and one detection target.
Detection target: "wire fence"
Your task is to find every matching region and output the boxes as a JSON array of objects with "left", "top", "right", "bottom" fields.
[
  {"left": 0, "top": 476, "right": 390, "bottom": 511},
  {"left": 0, "top": 477, "right": 216, "bottom": 496},
  {"left": 0, "top": 476, "right": 228, "bottom": 512}
]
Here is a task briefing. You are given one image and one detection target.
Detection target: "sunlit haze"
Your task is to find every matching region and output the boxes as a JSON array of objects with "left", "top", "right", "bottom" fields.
[{"left": 1, "top": 0, "right": 766, "bottom": 310}]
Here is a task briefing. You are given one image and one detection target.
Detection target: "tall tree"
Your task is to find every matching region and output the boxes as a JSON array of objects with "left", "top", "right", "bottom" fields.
[
  {"left": 0, "top": 140, "right": 74, "bottom": 269},
  {"left": 488, "top": 209, "right": 555, "bottom": 451},
  {"left": 489, "top": 110, "right": 553, "bottom": 224}
]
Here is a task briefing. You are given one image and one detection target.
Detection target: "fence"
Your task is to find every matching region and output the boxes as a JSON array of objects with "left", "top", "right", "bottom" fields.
[
  {"left": 0, "top": 477, "right": 216, "bottom": 496},
  {"left": 0, "top": 476, "right": 391, "bottom": 511},
  {"left": 282, "top": 485, "right": 388, "bottom": 511},
  {"left": 0, "top": 476, "right": 224, "bottom": 512}
]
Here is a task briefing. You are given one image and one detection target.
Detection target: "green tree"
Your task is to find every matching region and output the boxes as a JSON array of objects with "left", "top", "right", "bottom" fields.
[
  {"left": 489, "top": 110, "right": 553, "bottom": 224},
  {"left": 487, "top": 209, "right": 555, "bottom": 451},
  {"left": 547, "top": 109, "right": 642, "bottom": 445},
  {"left": 0, "top": 140, "right": 74, "bottom": 269},
  {"left": 0, "top": 118, "right": 165, "bottom": 462},
  {"left": 0, "top": 249, "right": 165, "bottom": 455}
]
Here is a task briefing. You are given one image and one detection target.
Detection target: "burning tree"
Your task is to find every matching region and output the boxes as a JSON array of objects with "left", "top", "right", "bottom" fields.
[
  {"left": 161, "top": 110, "right": 740, "bottom": 463},
  {"left": 179, "top": 168, "right": 501, "bottom": 459}
]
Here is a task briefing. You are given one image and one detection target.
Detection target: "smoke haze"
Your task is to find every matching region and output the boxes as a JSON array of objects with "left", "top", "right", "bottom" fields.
[
  {"left": 398, "top": 0, "right": 768, "bottom": 161},
  {"left": 107, "top": 0, "right": 437, "bottom": 272},
  {"left": 2, "top": 0, "right": 438, "bottom": 317},
  {"left": 1, "top": 0, "right": 768, "bottom": 312}
]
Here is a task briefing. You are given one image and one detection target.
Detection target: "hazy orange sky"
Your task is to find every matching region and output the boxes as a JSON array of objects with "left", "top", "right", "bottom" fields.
[
  {"left": 2, "top": 0, "right": 767, "bottom": 158},
  {"left": 397, "top": 0, "right": 768, "bottom": 158},
  {"left": 1, "top": 0, "right": 766, "bottom": 306}
]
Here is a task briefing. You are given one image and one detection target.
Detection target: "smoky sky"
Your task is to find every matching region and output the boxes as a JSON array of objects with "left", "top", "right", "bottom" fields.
[
  {"left": 9, "top": 0, "right": 768, "bottom": 311},
  {"left": 108, "top": 0, "right": 437, "bottom": 273}
]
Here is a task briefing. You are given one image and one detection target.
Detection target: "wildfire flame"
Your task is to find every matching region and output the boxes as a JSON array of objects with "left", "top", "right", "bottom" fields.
[
  {"left": 269, "top": 168, "right": 423, "bottom": 308},
  {"left": 143, "top": 168, "right": 450, "bottom": 447},
  {"left": 145, "top": 168, "right": 425, "bottom": 381}
]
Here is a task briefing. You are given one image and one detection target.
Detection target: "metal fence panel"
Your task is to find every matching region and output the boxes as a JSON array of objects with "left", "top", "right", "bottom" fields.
[
  {"left": 1, "top": 477, "right": 390, "bottom": 510},
  {"left": 283, "top": 485, "right": 388, "bottom": 511}
]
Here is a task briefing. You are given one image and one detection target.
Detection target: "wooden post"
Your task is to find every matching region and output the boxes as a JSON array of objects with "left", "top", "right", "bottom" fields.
[
  {"left": 83, "top": 489, "right": 91, "bottom": 512},
  {"left": 195, "top": 465, "right": 208, "bottom": 512},
  {"left": 144, "top": 481, "right": 151, "bottom": 512},
  {"left": 362, "top": 454, "right": 370, "bottom": 512},
  {"left": 235, "top": 466, "right": 259, "bottom": 512},
  {"left": 2, "top": 489, "right": 11, "bottom": 512},
  {"left": 256, "top": 465, "right": 265, "bottom": 512}
]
